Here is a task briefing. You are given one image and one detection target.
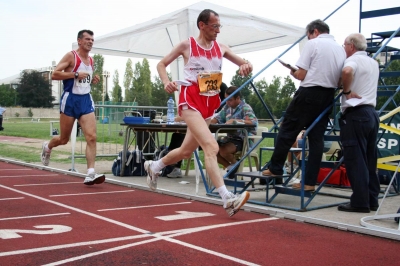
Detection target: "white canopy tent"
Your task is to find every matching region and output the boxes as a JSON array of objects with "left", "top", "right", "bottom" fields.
[
  {"left": 72, "top": 2, "right": 306, "bottom": 189},
  {"left": 72, "top": 1, "right": 305, "bottom": 81}
]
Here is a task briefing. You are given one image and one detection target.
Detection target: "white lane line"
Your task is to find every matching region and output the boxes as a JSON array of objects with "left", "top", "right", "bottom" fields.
[
  {"left": 0, "top": 174, "right": 59, "bottom": 178},
  {"left": 0, "top": 234, "right": 150, "bottom": 257},
  {"left": 44, "top": 220, "right": 269, "bottom": 266},
  {"left": 0, "top": 197, "right": 24, "bottom": 201},
  {"left": 15, "top": 182, "right": 81, "bottom": 187},
  {"left": 0, "top": 213, "right": 70, "bottom": 221},
  {"left": 49, "top": 190, "right": 135, "bottom": 197},
  {"left": 0, "top": 184, "right": 149, "bottom": 234},
  {"left": 0, "top": 169, "right": 32, "bottom": 171},
  {"left": 164, "top": 217, "right": 279, "bottom": 238},
  {"left": 40, "top": 218, "right": 277, "bottom": 266},
  {"left": 0, "top": 214, "right": 277, "bottom": 266},
  {"left": 43, "top": 238, "right": 162, "bottom": 266},
  {"left": 98, "top": 202, "right": 192, "bottom": 212},
  {"left": 0, "top": 183, "right": 276, "bottom": 266}
]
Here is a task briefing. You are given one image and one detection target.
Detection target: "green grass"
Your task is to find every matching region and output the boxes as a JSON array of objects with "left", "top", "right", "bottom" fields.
[
  {"left": 0, "top": 120, "right": 276, "bottom": 168},
  {"left": 0, "top": 142, "right": 88, "bottom": 164}
]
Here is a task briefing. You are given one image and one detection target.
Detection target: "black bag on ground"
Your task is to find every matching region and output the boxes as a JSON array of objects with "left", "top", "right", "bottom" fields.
[
  {"left": 112, "top": 150, "right": 147, "bottom": 176},
  {"left": 153, "top": 145, "right": 174, "bottom": 177}
]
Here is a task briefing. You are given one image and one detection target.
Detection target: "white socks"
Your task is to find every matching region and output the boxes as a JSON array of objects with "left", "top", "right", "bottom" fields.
[
  {"left": 152, "top": 159, "right": 167, "bottom": 173},
  {"left": 45, "top": 144, "right": 51, "bottom": 153},
  {"left": 87, "top": 168, "right": 95, "bottom": 175},
  {"left": 217, "top": 185, "right": 232, "bottom": 206}
]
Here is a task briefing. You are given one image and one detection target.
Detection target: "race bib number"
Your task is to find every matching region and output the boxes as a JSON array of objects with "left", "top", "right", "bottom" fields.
[
  {"left": 197, "top": 72, "right": 222, "bottom": 96},
  {"left": 76, "top": 74, "right": 92, "bottom": 88}
]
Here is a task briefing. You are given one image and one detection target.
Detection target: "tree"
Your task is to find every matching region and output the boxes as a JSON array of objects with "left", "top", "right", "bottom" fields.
[
  {"left": 17, "top": 70, "right": 54, "bottom": 108},
  {"left": 130, "top": 58, "right": 152, "bottom": 106},
  {"left": 230, "top": 60, "right": 253, "bottom": 102},
  {"left": 0, "top": 84, "right": 17, "bottom": 106},
  {"left": 263, "top": 76, "right": 281, "bottom": 118},
  {"left": 91, "top": 54, "right": 104, "bottom": 102},
  {"left": 123, "top": 59, "right": 134, "bottom": 102},
  {"left": 111, "top": 70, "right": 123, "bottom": 102},
  {"left": 151, "top": 75, "right": 171, "bottom": 108},
  {"left": 274, "top": 76, "right": 297, "bottom": 117},
  {"left": 247, "top": 78, "right": 269, "bottom": 119},
  {"left": 377, "top": 60, "right": 400, "bottom": 111}
]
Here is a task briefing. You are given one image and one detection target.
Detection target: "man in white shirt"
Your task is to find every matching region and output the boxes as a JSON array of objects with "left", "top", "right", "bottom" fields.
[
  {"left": 262, "top": 19, "right": 346, "bottom": 192},
  {"left": 337, "top": 33, "right": 380, "bottom": 213}
]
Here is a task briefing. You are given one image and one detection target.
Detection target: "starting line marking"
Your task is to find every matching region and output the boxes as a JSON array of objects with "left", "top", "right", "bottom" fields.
[
  {"left": 0, "top": 212, "right": 71, "bottom": 221},
  {"left": 98, "top": 202, "right": 192, "bottom": 212},
  {"left": 49, "top": 190, "right": 135, "bottom": 197}
]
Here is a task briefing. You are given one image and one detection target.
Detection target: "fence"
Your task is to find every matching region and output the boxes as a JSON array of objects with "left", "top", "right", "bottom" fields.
[{"left": 71, "top": 104, "right": 170, "bottom": 159}]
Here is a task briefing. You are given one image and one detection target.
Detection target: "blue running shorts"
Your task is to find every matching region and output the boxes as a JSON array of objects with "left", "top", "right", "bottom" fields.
[{"left": 60, "top": 91, "right": 95, "bottom": 119}]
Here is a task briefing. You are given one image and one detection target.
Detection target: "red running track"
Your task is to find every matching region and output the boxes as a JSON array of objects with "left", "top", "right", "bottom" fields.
[{"left": 0, "top": 161, "right": 399, "bottom": 265}]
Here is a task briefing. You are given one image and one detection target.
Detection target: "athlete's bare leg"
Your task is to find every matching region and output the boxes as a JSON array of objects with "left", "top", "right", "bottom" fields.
[
  {"left": 181, "top": 109, "right": 224, "bottom": 188},
  {"left": 48, "top": 113, "right": 75, "bottom": 149},
  {"left": 78, "top": 112, "right": 97, "bottom": 169}
]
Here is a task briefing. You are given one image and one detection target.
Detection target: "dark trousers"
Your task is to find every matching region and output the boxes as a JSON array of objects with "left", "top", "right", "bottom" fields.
[
  {"left": 340, "top": 105, "right": 380, "bottom": 208},
  {"left": 0, "top": 115, "right": 3, "bottom": 130},
  {"left": 268, "top": 86, "right": 335, "bottom": 185},
  {"left": 169, "top": 133, "right": 186, "bottom": 168}
]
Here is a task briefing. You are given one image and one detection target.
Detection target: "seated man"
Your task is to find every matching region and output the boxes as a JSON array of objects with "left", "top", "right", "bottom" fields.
[{"left": 211, "top": 86, "right": 258, "bottom": 179}]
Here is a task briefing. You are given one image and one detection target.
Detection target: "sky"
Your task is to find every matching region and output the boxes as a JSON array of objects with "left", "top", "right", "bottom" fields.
[{"left": 0, "top": 0, "right": 399, "bottom": 90}]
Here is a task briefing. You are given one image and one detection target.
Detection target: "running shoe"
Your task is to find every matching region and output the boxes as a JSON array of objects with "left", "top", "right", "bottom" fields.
[
  {"left": 144, "top": 160, "right": 159, "bottom": 191},
  {"left": 224, "top": 191, "right": 250, "bottom": 217},
  {"left": 167, "top": 167, "right": 182, "bottom": 178},
  {"left": 84, "top": 173, "right": 106, "bottom": 185},
  {"left": 41, "top": 142, "right": 51, "bottom": 166}
]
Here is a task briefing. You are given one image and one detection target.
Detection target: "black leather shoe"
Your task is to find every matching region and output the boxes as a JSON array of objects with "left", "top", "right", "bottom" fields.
[
  {"left": 338, "top": 203, "right": 370, "bottom": 213},
  {"left": 370, "top": 206, "right": 379, "bottom": 211}
]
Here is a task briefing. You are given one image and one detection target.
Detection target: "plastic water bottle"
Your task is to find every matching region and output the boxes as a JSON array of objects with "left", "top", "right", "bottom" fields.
[{"left": 167, "top": 97, "right": 175, "bottom": 124}]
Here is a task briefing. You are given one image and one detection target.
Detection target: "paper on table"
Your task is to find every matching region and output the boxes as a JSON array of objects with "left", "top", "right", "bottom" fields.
[
  {"left": 345, "top": 97, "right": 364, "bottom": 107},
  {"left": 174, "top": 80, "right": 192, "bottom": 86},
  {"left": 277, "top": 59, "right": 298, "bottom": 72}
]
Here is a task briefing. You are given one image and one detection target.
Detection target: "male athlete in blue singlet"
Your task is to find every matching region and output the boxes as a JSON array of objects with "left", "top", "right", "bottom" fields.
[{"left": 41, "top": 29, "right": 105, "bottom": 185}]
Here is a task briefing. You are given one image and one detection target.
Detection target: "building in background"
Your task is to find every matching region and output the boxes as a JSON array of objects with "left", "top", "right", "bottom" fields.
[{"left": 0, "top": 61, "right": 63, "bottom": 108}]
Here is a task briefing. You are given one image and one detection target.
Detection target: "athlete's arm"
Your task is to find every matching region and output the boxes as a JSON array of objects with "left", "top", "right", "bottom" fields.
[
  {"left": 157, "top": 40, "right": 190, "bottom": 94},
  {"left": 52, "top": 52, "right": 75, "bottom": 81},
  {"left": 220, "top": 43, "right": 252, "bottom": 77}
]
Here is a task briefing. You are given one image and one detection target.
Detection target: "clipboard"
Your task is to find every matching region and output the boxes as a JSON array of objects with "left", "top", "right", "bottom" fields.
[{"left": 278, "top": 59, "right": 298, "bottom": 72}]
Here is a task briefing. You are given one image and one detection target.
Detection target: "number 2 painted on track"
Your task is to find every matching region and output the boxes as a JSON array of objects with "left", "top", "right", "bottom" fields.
[{"left": 0, "top": 225, "right": 72, "bottom": 239}]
